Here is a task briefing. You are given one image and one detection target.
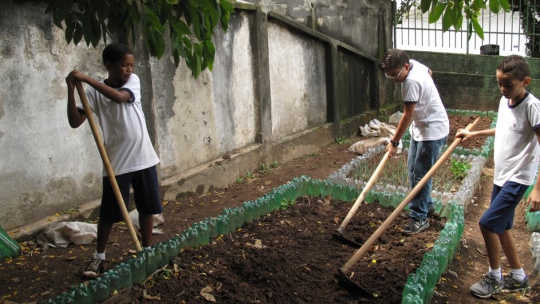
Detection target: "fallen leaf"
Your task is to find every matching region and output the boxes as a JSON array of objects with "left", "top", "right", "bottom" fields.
[
  {"left": 425, "top": 243, "right": 434, "bottom": 249},
  {"left": 200, "top": 286, "right": 216, "bottom": 302},
  {"left": 143, "top": 289, "right": 161, "bottom": 301}
]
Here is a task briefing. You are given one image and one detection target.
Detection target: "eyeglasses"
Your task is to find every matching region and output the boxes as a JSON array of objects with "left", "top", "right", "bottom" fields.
[{"left": 384, "top": 67, "right": 405, "bottom": 80}]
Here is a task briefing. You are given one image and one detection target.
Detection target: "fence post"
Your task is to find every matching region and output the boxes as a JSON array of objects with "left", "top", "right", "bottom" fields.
[
  {"left": 254, "top": 8, "right": 273, "bottom": 144},
  {"left": 328, "top": 41, "right": 342, "bottom": 137}
]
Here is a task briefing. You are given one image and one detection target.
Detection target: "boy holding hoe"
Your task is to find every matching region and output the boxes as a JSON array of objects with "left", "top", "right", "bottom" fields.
[
  {"left": 380, "top": 49, "right": 449, "bottom": 234},
  {"left": 457, "top": 55, "right": 540, "bottom": 298},
  {"left": 65, "top": 43, "right": 162, "bottom": 278}
]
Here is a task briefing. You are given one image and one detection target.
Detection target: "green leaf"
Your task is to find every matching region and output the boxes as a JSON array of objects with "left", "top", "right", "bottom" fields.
[
  {"left": 471, "top": 16, "right": 484, "bottom": 40},
  {"left": 499, "top": 0, "right": 510, "bottom": 11},
  {"left": 472, "top": 0, "right": 486, "bottom": 10},
  {"left": 428, "top": 2, "right": 446, "bottom": 23},
  {"left": 442, "top": 7, "right": 454, "bottom": 31},
  {"left": 420, "top": 0, "right": 432, "bottom": 13},
  {"left": 489, "top": 0, "right": 500, "bottom": 14}
]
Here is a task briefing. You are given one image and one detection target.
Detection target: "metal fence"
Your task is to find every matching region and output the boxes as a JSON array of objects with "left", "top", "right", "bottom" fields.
[{"left": 394, "top": 0, "right": 540, "bottom": 56}]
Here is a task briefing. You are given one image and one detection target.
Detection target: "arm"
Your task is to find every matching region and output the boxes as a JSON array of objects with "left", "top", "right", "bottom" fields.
[
  {"left": 386, "top": 102, "right": 415, "bottom": 155},
  {"left": 456, "top": 128, "right": 496, "bottom": 141},
  {"left": 66, "top": 77, "right": 86, "bottom": 128},
  {"left": 527, "top": 129, "right": 540, "bottom": 212},
  {"left": 68, "top": 70, "right": 132, "bottom": 104}
]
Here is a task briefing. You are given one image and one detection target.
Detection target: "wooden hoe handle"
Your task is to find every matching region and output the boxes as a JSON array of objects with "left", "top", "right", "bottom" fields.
[
  {"left": 337, "top": 151, "right": 391, "bottom": 233},
  {"left": 341, "top": 117, "right": 481, "bottom": 273},
  {"left": 75, "top": 82, "right": 143, "bottom": 252}
]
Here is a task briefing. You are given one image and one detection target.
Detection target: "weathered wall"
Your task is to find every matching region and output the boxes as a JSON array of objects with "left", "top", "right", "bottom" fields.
[
  {"left": 267, "top": 22, "right": 327, "bottom": 139},
  {"left": 249, "top": 0, "right": 393, "bottom": 58},
  {"left": 0, "top": 1, "right": 394, "bottom": 231},
  {"left": 407, "top": 51, "right": 540, "bottom": 111},
  {"left": 152, "top": 13, "right": 258, "bottom": 178},
  {"left": 0, "top": 2, "right": 104, "bottom": 230}
]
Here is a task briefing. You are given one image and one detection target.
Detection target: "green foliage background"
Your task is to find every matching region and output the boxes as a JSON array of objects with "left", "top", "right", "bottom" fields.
[{"left": 41, "top": 0, "right": 234, "bottom": 77}]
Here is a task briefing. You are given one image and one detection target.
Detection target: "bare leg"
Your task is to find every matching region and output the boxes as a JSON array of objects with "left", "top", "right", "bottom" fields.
[
  {"left": 139, "top": 213, "right": 154, "bottom": 247},
  {"left": 480, "top": 224, "right": 501, "bottom": 269},
  {"left": 97, "top": 220, "right": 114, "bottom": 254},
  {"left": 499, "top": 230, "right": 521, "bottom": 269}
]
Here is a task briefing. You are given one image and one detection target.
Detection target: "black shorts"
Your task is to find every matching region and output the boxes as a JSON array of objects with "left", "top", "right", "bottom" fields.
[{"left": 100, "top": 166, "right": 162, "bottom": 223}]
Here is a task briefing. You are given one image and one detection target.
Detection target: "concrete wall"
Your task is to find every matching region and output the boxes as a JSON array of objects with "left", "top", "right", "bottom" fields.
[
  {"left": 407, "top": 51, "right": 540, "bottom": 111},
  {"left": 268, "top": 22, "right": 327, "bottom": 139},
  {"left": 152, "top": 13, "right": 258, "bottom": 178},
  {"left": 249, "top": 0, "right": 394, "bottom": 59},
  {"left": 0, "top": 1, "right": 394, "bottom": 231},
  {"left": 0, "top": 2, "right": 104, "bottom": 230}
]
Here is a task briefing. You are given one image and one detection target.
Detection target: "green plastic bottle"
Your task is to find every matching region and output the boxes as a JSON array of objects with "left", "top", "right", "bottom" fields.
[
  {"left": 89, "top": 276, "right": 111, "bottom": 302},
  {"left": 129, "top": 254, "right": 147, "bottom": 284}
]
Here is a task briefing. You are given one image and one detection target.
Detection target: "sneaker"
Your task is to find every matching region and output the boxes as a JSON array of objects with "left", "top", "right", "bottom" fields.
[
  {"left": 403, "top": 218, "right": 429, "bottom": 234},
  {"left": 82, "top": 258, "right": 104, "bottom": 279},
  {"left": 502, "top": 274, "right": 529, "bottom": 292},
  {"left": 470, "top": 273, "right": 502, "bottom": 298}
]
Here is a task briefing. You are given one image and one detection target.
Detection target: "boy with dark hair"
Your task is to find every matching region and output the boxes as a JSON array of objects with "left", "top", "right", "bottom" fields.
[
  {"left": 457, "top": 55, "right": 540, "bottom": 298},
  {"left": 66, "top": 43, "right": 162, "bottom": 278},
  {"left": 380, "top": 49, "right": 449, "bottom": 234}
]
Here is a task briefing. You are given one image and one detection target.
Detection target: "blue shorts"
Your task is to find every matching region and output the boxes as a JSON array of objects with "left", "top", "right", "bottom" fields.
[
  {"left": 479, "top": 181, "right": 528, "bottom": 234},
  {"left": 100, "top": 166, "right": 162, "bottom": 223}
]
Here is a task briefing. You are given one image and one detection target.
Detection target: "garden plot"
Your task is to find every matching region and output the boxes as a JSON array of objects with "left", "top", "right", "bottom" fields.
[
  {"left": 330, "top": 112, "right": 495, "bottom": 205},
  {"left": 130, "top": 196, "right": 446, "bottom": 304}
]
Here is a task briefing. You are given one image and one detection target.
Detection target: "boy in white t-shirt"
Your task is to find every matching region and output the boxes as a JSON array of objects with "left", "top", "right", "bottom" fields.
[
  {"left": 380, "top": 49, "right": 449, "bottom": 234},
  {"left": 457, "top": 55, "right": 540, "bottom": 298},
  {"left": 66, "top": 43, "right": 161, "bottom": 278}
]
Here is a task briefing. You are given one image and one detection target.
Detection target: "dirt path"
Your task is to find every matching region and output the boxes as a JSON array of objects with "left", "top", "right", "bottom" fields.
[{"left": 432, "top": 162, "right": 539, "bottom": 303}]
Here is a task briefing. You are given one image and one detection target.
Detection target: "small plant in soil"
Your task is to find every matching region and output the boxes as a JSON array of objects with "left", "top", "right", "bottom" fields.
[{"left": 449, "top": 159, "right": 471, "bottom": 180}]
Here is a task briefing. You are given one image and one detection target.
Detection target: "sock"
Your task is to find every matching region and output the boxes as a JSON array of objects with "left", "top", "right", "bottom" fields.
[
  {"left": 510, "top": 268, "right": 526, "bottom": 281},
  {"left": 488, "top": 267, "right": 502, "bottom": 280},
  {"left": 94, "top": 251, "right": 106, "bottom": 260}
]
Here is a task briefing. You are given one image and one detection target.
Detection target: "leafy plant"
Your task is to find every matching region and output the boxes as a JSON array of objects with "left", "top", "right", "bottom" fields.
[
  {"left": 400, "top": 0, "right": 511, "bottom": 40},
  {"left": 280, "top": 198, "right": 296, "bottom": 210},
  {"left": 40, "top": 0, "right": 234, "bottom": 77},
  {"left": 335, "top": 137, "right": 351, "bottom": 145},
  {"left": 450, "top": 159, "right": 471, "bottom": 180}
]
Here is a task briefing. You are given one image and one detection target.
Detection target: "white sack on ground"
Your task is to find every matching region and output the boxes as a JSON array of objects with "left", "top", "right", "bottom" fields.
[
  {"left": 388, "top": 111, "right": 403, "bottom": 124},
  {"left": 348, "top": 137, "right": 388, "bottom": 154},
  {"left": 129, "top": 210, "right": 165, "bottom": 235},
  {"left": 40, "top": 221, "right": 97, "bottom": 248}
]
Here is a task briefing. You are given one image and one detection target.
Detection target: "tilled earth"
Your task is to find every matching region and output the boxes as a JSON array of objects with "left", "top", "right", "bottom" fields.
[{"left": 127, "top": 197, "right": 445, "bottom": 304}]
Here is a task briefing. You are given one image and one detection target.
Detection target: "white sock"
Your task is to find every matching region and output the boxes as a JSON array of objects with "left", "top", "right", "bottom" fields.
[
  {"left": 510, "top": 268, "right": 526, "bottom": 281},
  {"left": 94, "top": 251, "right": 106, "bottom": 260},
  {"left": 488, "top": 267, "right": 502, "bottom": 280}
]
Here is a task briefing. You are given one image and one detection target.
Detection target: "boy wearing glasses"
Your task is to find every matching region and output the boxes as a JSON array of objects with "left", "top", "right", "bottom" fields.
[{"left": 380, "top": 49, "right": 449, "bottom": 234}]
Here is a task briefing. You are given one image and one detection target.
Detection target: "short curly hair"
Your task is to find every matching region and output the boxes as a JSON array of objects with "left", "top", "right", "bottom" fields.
[
  {"left": 379, "top": 49, "right": 409, "bottom": 71},
  {"left": 497, "top": 55, "right": 531, "bottom": 81},
  {"left": 102, "top": 43, "right": 133, "bottom": 66}
]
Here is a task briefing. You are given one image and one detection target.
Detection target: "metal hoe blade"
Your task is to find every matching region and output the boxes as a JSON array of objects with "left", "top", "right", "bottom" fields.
[
  {"left": 335, "top": 269, "right": 372, "bottom": 298},
  {"left": 332, "top": 230, "right": 361, "bottom": 248}
]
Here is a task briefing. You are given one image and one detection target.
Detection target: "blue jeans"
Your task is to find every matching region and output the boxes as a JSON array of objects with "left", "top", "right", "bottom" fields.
[{"left": 407, "top": 136, "right": 447, "bottom": 221}]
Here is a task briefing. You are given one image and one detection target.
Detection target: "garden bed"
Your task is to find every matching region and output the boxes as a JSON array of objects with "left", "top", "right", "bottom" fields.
[
  {"left": 347, "top": 152, "right": 475, "bottom": 194},
  {"left": 128, "top": 196, "right": 445, "bottom": 304}
]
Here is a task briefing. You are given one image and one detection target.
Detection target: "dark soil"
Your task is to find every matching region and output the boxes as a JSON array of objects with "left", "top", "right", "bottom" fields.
[
  {"left": 127, "top": 197, "right": 444, "bottom": 304},
  {"left": 0, "top": 113, "right": 510, "bottom": 304},
  {"left": 0, "top": 138, "right": 359, "bottom": 303},
  {"left": 447, "top": 114, "right": 492, "bottom": 149}
]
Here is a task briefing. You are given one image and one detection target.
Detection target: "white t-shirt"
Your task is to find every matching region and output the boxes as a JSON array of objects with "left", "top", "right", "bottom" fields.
[
  {"left": 494, "top": 93, "right": 540, "bottom": 186},
  {"left": 83, "top": 74, "right": 159, "bottom": 176},
  {"left": 402, "top": 59, "right": 449, "bottom": 141}
]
